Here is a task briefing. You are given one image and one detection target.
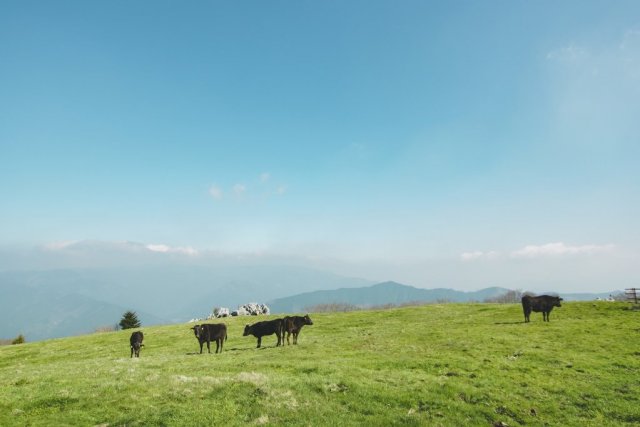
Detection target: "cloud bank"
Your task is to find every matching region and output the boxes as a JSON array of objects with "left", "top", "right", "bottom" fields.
[
  {"left": 510, "top": 242, "right": 614, "bottom": 259},
  {"left": 461, "top": 242, "right": 615, "bottom": 261}
]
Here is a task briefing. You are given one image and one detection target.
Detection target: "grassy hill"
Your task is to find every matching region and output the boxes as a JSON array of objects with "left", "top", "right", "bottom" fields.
[{"left": 1, "top": 302, "right": 638, "bottom": 426}]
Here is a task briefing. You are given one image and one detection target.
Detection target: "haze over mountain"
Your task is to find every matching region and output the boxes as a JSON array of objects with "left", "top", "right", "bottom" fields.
[
  {"left": 0, "top": 241, "right": 621, "bottom": 341},
  {"left": 268, "top": 281, "right": 617, "bottom": 313},
  {"left": 0, "top": 241, "right": 375, "bottom": 340}
]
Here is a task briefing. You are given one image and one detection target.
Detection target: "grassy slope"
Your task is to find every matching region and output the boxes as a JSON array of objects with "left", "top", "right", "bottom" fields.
[{"left": 0, "top": 302, "right": 638, "bottom": 426}]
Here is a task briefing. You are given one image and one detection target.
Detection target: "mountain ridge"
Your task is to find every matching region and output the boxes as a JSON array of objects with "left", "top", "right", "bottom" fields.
[{"left": 268, "top": 281, "right": 619, "bottom": 313}]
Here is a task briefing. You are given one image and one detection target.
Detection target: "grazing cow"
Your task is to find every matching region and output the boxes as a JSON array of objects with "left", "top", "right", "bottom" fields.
[
  {"left": 243, "top": 319, "right": 284, "bottom": 348},
  {"left": 191, "top": 323, "right": 227, "bottom": 354},
  {"left": 522, "top": 295, "right": 563, "bottom": 322},
  {"left": 129, "top": 331, "right": 144, "bottom": 358},
  {"left": 283, "top": 315, "right": 313, "bottom": 345}
]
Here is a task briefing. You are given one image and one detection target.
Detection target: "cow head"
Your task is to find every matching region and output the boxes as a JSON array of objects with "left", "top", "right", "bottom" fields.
[
  {"left": 304, "top": 314, "right": 313, "bottom": 325},
  {"left": 243, "top": 324, "right": 251, "bottom": 336},
  {"left": 131, "top": 341, "right": 143, "bottom": 356},
  {"left": 191, "top": 325, "right": 202, "bottom": 339},
  {"left": 555, "top": 297, "right": 563, "bottom": 307}
]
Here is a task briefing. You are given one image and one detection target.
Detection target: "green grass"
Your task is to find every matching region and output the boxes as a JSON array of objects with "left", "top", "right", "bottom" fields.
[{"left": 1, "top": 302, "right": 638, "bottom": 426}]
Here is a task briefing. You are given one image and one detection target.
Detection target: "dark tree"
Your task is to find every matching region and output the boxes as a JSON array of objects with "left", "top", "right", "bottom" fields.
[{"left": 119, "top": 311, "right": 141, "bottom": 330}]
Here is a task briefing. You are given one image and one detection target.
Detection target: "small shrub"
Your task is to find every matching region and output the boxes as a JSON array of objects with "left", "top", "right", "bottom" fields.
[
  {"left": 11, "top": 334, "right": 25, "bottom": 345},
  {"left": 485, "top": 290, "right": 527, "bottom": 304},
  {"left": 119, "top": 311, "right": 141, "bottom": 330}
]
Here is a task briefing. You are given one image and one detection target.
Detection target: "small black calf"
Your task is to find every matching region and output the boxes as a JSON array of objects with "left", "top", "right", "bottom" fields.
[
  {"left": 130, "top": 331, "right": 144, "bottom": 358},
  {"left": 283, "top": 315, "right": 313, "bottom": 345}
]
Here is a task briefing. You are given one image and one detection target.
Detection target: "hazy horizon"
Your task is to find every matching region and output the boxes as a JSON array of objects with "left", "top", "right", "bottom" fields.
[
  {"left": 0, "top": 239, "right": 632, "bottom": 294},
  {"left": 2, "top": 2, "right": 639, "bottom": 294}
]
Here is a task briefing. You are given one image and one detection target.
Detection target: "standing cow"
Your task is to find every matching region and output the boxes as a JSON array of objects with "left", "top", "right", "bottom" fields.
[
  {"left": 243, "top": 319, "right": 284, "bottom": 348},
  {"left": 522, "top": 295, "right": 563, "bottom": 322},
  {"left": 191, "top": 323, "right": 227, "bottom": 354},
  {"left": 130, "top": 331, "right": 144, "bottom": 358},
  {"left": 283, "top": 315, "right": 313, "bottom": 345}
]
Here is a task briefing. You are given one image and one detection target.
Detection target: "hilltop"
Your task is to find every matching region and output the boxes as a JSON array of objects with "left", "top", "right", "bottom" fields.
[{"left": 1, "top": 302, "right": 638, "bottom": 426}]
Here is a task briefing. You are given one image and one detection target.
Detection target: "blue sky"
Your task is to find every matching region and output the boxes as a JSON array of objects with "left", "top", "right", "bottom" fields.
[{"left": 1, "top": 1, "right": 639, "bottom": 291}]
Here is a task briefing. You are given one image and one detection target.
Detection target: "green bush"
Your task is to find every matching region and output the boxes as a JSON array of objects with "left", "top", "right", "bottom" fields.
[
  {"left": 119, "top": 311, "right": 141, "bottom": 330},
  {"left": 11, "top": 334, "right": 25, "bottom": 345}
]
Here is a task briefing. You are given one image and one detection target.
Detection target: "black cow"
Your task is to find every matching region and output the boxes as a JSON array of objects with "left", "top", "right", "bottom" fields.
[
  {"left": 243, "top": 319, "right": 284, "bottom": 348},
  {"left": 191, "top": 323, "right": 227, "bottom": 354},
  {"left": 283, "top": 315, "right": 313, "bottom": 345},
  {"left": 129, "top": 331, "right": 144, "bottom": 358},
  {"left": 522, "top": 295, "right": 563, "bottom": 322}
]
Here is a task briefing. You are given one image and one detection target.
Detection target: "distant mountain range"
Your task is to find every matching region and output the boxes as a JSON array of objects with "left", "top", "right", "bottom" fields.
[
  {"left": 0, "top": 265, "right": 372, "bottom": 341},
  {"left": 268, "top": 281, "right": 619, "bottom": 313},
  {"left": 0, "top": 264, "right": 619, "bottom": 341}
]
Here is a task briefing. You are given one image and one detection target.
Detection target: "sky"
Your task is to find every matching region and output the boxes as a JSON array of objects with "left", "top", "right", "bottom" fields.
[{"left": 1, "top": 1, "right": 639, "bottom": 292}]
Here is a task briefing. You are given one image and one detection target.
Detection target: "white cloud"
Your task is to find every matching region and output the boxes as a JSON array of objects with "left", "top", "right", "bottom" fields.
[
  {"left": 145, "top": 244, "right": 171, "bottom": 253},
  {"left": 460, "top": 251, "right": 500, "bottom": 261},
  {"left": 511, "top": 242, "right": 614, "bottom": 259},
  {"left": 209, "top": 185, "right": 223, "bottom": 200},
  {"left": 260, "top": 172, "right": 270, "bottom": 183},
  {"left": 276, "top": 185, "right": 286, "bottom": 195},
  {"left": 462, "top": 242, "right": 615, "bottom": 261},
  {"left": 42, "top": 240, "right": 79, "bottom": 251},
  {"left": 619, "top": 29, "right": 640, "bottom": 51},
  {"left": 546, "top": 43, "right": 590, "bottom": 61},
  {"left": 146, "top": 244, "right": 198, "bottom": 256},
  {"left": 545, "top": 30, "right": 640, "bottom": 149},
  {"left": 233, "top": 183, "right": 246, "bottom": 197},
  {"left": 461, "top": 251, "right": 484, "bottom": 261},
  {"left": 40, "top": 240, "right": 200, "bottom": 256}
]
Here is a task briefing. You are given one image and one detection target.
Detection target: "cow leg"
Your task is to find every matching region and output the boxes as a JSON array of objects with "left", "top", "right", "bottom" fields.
[
  {"left": 131, "top": 347, "right": 134, "bottom": 358},
  {"left": 219, "top": 338, "right": 223, "bottom": 353},
  {"left": 257, "top": 336, "right": 262, "bottom": 348},
  {"left": 207, "top": 340, "right": 211, "bottom": 354},
  {"left": 276, "top": 332, "right": 282, "bottom": 347},
  {"left": 215, "top": 339, "right": 220, "bottom": 354},
  {"left": 199, "top": 342, "right": 204, "bottom": 354},
  {"left": 293, "top": 332, "right": 298, "bottom": 345},
  {"left": 286, "top": 331, "right": 291, "bottom": 345}
]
